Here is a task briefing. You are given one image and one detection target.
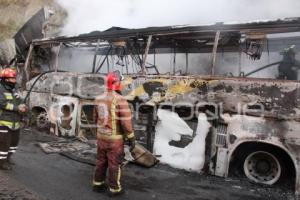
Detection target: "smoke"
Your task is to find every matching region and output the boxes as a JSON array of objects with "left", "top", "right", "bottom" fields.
[{"left": 55, "top": 0, "right": 300, "bottom": 36}]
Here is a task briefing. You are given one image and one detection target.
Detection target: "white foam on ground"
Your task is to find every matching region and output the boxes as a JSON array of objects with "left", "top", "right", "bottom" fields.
[{"left": 153, "top": 109, "right": 211, "bottom": 172}]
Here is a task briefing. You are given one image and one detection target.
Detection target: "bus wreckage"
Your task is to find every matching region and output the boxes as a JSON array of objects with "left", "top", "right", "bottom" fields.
[{"left": 16, "top": 17, "right": 300, "bottom": 195}]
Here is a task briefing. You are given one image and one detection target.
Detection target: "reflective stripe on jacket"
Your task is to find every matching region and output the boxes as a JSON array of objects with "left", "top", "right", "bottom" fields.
[
  {"left": 0, "top": 120, "right": 20, "bottom": 129},
  {"left": 94, "top": 91, "right": 134, "bottom": 140},
  {"left": 0, "top": 84, "right": 22, "bottom": 130}
]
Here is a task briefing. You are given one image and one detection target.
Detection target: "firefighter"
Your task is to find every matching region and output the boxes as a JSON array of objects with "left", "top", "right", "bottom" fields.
[
  {"left": 0, "top": 68, "right": 27, "bottom": 170},
  {"left": 278, "top": 45, "right": 300, "bottom": 80},
  {"left": 93, "top": 71, "right": 135, "bottom": 196}
]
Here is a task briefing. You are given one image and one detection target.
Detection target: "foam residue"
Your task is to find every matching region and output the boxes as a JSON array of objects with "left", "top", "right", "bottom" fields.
[{"left": 153, "top": 109, "right": 211, "bottom": 172}]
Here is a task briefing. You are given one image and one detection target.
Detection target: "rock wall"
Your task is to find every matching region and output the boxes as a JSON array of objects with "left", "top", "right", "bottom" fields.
[{"left": 0, "top": 0, "right": 67, "bottom": 41}]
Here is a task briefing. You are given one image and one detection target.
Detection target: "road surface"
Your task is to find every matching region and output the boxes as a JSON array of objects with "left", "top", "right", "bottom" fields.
[{"left": 0, "top": 129, "right": 295, "bottom": 200}]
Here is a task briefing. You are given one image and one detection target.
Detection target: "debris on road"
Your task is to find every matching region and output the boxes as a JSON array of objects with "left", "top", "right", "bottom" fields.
[
  {"left": 232, "top": 185, "right": 242, "bottom": 190},
  {"left": 37, "top": 134, "right": 158, "bottom": 168},
  {"left": 38, "top": 139, "right": 91, "bottom": 154}
]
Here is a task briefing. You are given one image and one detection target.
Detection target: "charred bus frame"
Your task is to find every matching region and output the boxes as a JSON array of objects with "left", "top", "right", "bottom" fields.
[{"left": 20, "top": 18, "right": 300, "bottom": 195}]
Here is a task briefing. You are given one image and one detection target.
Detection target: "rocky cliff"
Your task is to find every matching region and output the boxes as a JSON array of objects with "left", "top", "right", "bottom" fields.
[{"left": 0, "top": 0, "right": 67, "bottom": 41}]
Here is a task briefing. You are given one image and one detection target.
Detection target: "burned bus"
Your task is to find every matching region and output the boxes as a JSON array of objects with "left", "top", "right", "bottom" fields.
[{"left": 18, "top": 18, "right": 300, "bottom": 195}]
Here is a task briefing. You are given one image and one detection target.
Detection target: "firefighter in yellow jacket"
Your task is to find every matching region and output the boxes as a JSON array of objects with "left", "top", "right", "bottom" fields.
[
  {"left": 0, "top": 68, "right": 27, "bottom": 170},
  {"left": 93, "top": 71, "right": 135, "bottom": 196}
]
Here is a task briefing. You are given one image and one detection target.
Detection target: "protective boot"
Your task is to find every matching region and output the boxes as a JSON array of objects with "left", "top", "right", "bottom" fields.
[
  {"left": 92, "top": 184, "right": 107, "bottom": 193},
  {"left": 108, "top": 189, "right": 124, "bottom": 197},
  {"left": 0, "top": 159, "right": 12, "bottom": 170}
]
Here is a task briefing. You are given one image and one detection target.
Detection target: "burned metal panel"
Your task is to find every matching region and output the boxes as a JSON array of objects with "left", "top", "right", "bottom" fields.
[
  {"left": 123, "top": 75, "right": 300, "bottom": 186},
  {"left": 215, "top": 147, "right": 229, "bottom": 177},
  {"left": 26, "top": 91, "right": 51, "bottom": 111},
  {"left": 285, "top": 139, "right": 300, "bottom": 196},
  {"left": 123, "top": 76, "right": 300, "bottom": 120},
  {"left": 49, "top": 95, "right": 79, "bottom": 137},
  {"left": 26, "top": 72, "right": 105, "bottom": 99},
  {"left": 24, "top": 72, "right": 105, "bottom": 138},
  {"left": 209, "top": 79, "right": 300, "bottom": 119},
  {"left": 221, "top": 114, "right": 300, "bottom": 193},
  {"left": 77, "top": 99, "right": 97, "bottom": 130},
  {"left": 27, "top": 91, "right": 79, "bottom": 137},
  {"left": 32, "top": 18, "right": 300, "bottom": 45},
  {"left": 14, "top": 8, "right": 47, "bottom": 58},
  {"left": 76, "top": 74, "right": 105, "bottom": 99},
  {"left": 223, "top": 114, "right": 300, "bottom": 144}
]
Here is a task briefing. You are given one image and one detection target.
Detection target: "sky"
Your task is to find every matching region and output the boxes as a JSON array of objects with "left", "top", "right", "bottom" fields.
[{"left": 56, "top": 0, "right": 300, "bottom": 36}]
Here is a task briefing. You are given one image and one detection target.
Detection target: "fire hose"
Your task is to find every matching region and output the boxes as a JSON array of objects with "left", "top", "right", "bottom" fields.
[
  {"left": 243, "top": 61, "right": 282, "bottom": 77},
  {"left": 23, "top": 70, "right": 56, "bottom": 102}
]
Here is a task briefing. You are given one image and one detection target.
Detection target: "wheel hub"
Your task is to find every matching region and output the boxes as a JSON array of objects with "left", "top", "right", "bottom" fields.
[
  {"left": 243, "top": 151, "right": 281, "bottom": 185},
  {"left": 36, "top": 112, "right": 50, "bottom": 129},
  {"left": 256, "top": 160, "right": 271, "bottom": 174}
]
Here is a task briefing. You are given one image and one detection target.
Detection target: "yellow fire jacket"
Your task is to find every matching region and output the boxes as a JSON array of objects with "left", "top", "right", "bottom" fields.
[{"left": 94, "top": 91, "right": 134, "bottom": 141}]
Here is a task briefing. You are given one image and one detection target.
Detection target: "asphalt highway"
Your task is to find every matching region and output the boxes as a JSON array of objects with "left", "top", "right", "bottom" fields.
[{"left": 1, "top": 129, "right": 295, "bottom": 200}]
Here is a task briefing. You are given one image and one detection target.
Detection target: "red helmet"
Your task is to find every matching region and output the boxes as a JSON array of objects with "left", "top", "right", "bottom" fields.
[
  {"left": 0, "top": 68, "right": 16, "bottom": 78},
  {"left": 106, "top": 72, "right": 121, "bottom": 91}
]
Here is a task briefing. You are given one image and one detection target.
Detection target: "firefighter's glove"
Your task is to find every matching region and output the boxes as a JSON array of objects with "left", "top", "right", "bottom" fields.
[
  {"left": 17, "top": 104, "right": 27, "bottom": 113},
  {"left": 128, "top": 136, "right": 136, "bottom": 152}
]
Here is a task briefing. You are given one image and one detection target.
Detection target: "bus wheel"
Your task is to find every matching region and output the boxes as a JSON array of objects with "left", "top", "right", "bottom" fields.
[
  {"left": 36, "top": 111, "right": 50, "bottom": 130},
  {"left": 243, "top": 151, "right": 281, "bottom": 185}
]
